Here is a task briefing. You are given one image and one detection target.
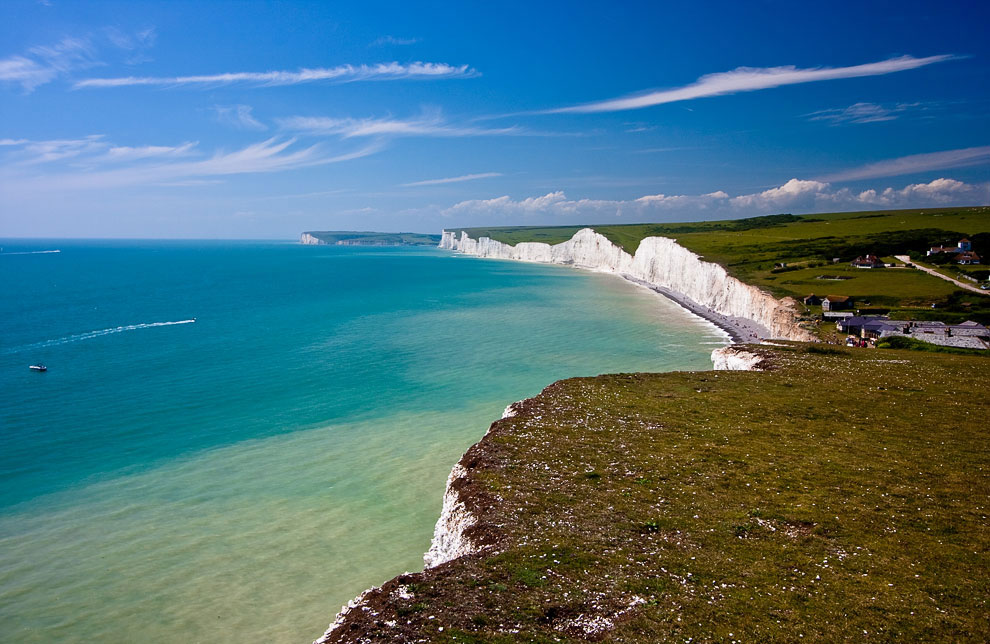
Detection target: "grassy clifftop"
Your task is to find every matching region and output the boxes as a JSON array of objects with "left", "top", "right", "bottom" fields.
[
  {"left": 453, "top": 207, "right": 990, "bottom": 257},
  {"left": 324, "top": 343, "right": 989, "bottom": 643}
]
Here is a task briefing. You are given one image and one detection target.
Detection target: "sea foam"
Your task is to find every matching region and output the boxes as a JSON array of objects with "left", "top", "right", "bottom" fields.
[{"left": 6, "top": 319, "right": 196, "bottom": 353}]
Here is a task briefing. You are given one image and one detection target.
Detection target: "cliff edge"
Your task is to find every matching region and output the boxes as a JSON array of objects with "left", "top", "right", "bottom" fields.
[{"left": 315, "top": 344, "right": 989, "bottom": 642}]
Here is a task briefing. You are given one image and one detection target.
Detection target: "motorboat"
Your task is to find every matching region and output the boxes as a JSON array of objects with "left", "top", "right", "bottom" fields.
[{"left": 29, "top": 364, "right": 47, "bottom": 372}]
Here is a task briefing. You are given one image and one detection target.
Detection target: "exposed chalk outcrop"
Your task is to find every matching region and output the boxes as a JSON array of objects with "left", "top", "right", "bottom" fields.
[
  {"left": 300, "top": 233, "right": 322, "bottom": 245},
  {"left": 711, "top": 346, "right": 767, "bottom": 371},
  {"left": 423, "top": 463, "right": 479, "bottom": 568},
  {"left": 313, "top": 586, "right": 378, "bottom": 644},
  {"left": 440, "top": 228, "right": 814, "bottom": 341}
]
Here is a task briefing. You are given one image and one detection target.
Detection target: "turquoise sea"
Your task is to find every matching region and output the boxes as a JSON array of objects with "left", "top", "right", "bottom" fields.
[{"left": 0, "top": 240, "right": 726, "bottom": 643}]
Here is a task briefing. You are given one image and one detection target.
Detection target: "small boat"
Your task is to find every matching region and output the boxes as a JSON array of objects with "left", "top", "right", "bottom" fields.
[{"left": 29, "top": 364, "right": 47, "bottom": 372}]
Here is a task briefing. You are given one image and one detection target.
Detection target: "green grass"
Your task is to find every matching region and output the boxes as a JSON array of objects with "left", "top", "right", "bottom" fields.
[
  {"left": 325, "top": 345, "right": 989, "bottom": 642},
  {"left": 448, "top": 206, "right": 990, "bottom": 317}
]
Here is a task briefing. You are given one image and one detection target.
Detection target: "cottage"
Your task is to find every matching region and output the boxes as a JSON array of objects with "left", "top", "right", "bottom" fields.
[
  {"left": 837, "top": 316, "right": 870, "bottom": 335},
  {"left": 948, "top": 320, "right": 990, "bottom": 338},
  {"left": 928, "top": 238, "right": 972, "bottom": 256},
  {"left": 957, "top": 251, "right": 981, "bottom": 265},
  {"left": 862, "top": 319, "right": 907, "bottom": 340},
  {"left": 803, "top": 294, "right": 822, "bottom": 306},
  {"left": 908, "top": 321, "right": 947, "bottom": 337},
  {"left": 822, "top": 295, "right": 853, "bottom": 312},
  {"left": 823, "top": 311, "right": 854, "bottom": 320},
  {"left": 850, "top": 255, "right": 885, "bottom": 269}
]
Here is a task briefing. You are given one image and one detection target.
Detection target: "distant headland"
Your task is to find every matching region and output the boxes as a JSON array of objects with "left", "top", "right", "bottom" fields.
[{"left": 300, "top": 231, "right": 442, "bottom": 246}]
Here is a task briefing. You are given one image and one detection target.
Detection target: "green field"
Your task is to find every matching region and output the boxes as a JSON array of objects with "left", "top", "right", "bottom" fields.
[
  {"left": 451, "top": 207, "right": 990, "bottom": 320},
  {"left": 303, "top": 230, "right": 441, "bottom": 245},
  {"left": 324, "top": 344, "right": 990, "bottom": 642}
]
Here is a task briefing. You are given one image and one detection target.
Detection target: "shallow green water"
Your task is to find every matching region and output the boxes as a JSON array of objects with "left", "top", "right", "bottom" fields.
[{"left": 0, "top": 241, "right": 724, "bottom": 643}]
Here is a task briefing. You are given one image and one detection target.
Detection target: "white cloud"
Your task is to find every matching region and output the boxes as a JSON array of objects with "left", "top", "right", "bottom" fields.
[
  {"left": 853, "top": 178, "right": 986, "bottom": 206},
  {"left": 0, "top": 37, "right": 99, "bottom": 91},
  {"left": 729, "top": 179, "right": 832, "bottom": 210},
  {"left": 278, "top": 113, "right": 520, "bottom": 138},
  {"left": 1, "top": 137, "right": 381, "bottom": 190},
  {"left": 441, "top": 178, "right": 989, "bottom": 222},
  {"left": 103, "top": 27, "right": 157, "bottom": 65},
  {"left": 74, "top": 61, "right": 476, "bottom": 89},
  {"left": 402, "top": 172, "right": 502, "bottom": 187},
  {"left": 0, "top": 30, "right": 159, "bottom": 92},
  {"left": 806, "top": 101, "right": 922, "bottom": 125},
  {"left": 213, "top": 104, "right": 267, "bottom": 131},
  {"left": 819, "top": 146, "right": 990, "bottom": 182},
  {"left": 101, "top": 142, "right": 198, "bottom": 161},
  {"left": 16, "top": 135, "right": 107, "bottom": 164},
  {"left": 549, "top": 55, "right": 956, "bottom": 114},
  {"left": 371, "top": 36, "right": 420, "bottom": 46}
]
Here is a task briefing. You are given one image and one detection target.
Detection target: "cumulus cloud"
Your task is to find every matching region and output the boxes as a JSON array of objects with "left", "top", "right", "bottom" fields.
[
  {"left": 441, "top": 178, "right": 989, "bottom": 222},
  {"left": 74, "top": 61, "right": 476, "bottom": 89},
  {"left": 548, "top": 55, "right": 956, "bottom": 114},
  {"left": 819, "top": 146, "right": 990, "bottom": 182}
]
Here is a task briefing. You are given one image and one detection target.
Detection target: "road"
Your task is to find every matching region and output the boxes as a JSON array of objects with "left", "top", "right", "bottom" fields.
[{"left": 894, "top": 255, "right": 989, "bottom": 296}]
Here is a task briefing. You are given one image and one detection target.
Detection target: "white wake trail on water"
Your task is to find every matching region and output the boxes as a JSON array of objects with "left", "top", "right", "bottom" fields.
[
  {"left": 6, "top": 319, "right": 196, "bottom": 353},
  {"left": 1, "top": 249, "right": 61, "bottom": 255}
]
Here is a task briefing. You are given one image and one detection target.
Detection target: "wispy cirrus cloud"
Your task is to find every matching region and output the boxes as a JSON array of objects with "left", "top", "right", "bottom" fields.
[
  {"left": 818, "top": 146, "right": 990, "bottom": 182},
  {"left": 548, "top": 55, "right": 957, "bottom": 114},
  {"left": 371, "top": 35, "right": 420, "bottom": 46},
  {"left": 1, "top": 135, "right": 196, "bottom": 165},
  {"left": 103, "top": 27, "right": 157, "bottom": 65},
  {"left": 441, "top": 177, "right": 989, "bottom": 222},
  {"left": 0, "top": 37, "right": 100, "bottom": 92},
  {"left": 0, "top": 136, "right": 381, "bottom": 189},
  {"left": 74, "top": 61, "right": 477, "bottom": 89},
  {"left": 402, "top": 172, "right": 502, "bottom": 187},
  {"left": 100, "top": 141, "right": 198, "bottom": 162},
  {"left": 13, "top": 134, "right": 107, "bottom": 164},
  {"left": 213, "top": 104, "right": 267, "bottom": 131},
  {"left": 277, "top": 113, "right": 521, "bottom": 138},
  {"left": 805, "top": 101, "right": 922, "bottom": 125}
]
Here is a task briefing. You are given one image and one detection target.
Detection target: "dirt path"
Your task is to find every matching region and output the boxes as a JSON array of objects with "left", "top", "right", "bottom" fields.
[{"left": 894, "top": 255, "right": 989, "bottom": 296}]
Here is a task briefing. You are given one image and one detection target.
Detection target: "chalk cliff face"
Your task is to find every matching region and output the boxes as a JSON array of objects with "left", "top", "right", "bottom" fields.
[
  {"left": 423, "top": 463, "right": 478, "bottom": 568},
  {"left": 440, "top": 229, "right": 813, "bottom": 341},
  {"left": 300, "top": 233, "right": 322, "bottom": 245}
]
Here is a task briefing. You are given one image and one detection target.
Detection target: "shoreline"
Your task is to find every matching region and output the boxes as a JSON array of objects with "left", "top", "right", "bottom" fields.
[
  {"left": 620, "top": 274, "right": 768, "bottom": 344},
  {"left": 450, "top": 250, "right": 762, "bottom": 346}
]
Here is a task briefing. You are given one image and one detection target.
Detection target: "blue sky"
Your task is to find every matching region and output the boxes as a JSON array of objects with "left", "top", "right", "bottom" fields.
[{"left": 1, "top": 0, "right": 988, "bottom": 238}]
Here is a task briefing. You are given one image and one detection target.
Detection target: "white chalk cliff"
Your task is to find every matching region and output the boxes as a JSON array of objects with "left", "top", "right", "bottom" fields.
[
  {"left": 440, "top": 229, "right": 813, "bottom": 341},
  {"left": 300, "top": 233, "right": 321, "bottom": 245},
  {"left": 423, "top": 463, "right": 478, "bottom": 568}
]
